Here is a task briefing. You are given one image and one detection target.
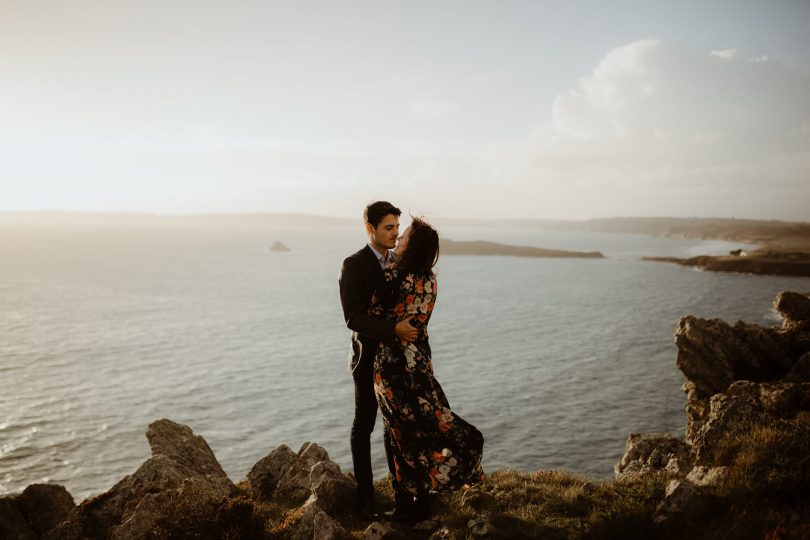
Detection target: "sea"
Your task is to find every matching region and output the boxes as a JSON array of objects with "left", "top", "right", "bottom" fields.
[{"left": 2, "top": 220, "right": 808, "bottom": 502}]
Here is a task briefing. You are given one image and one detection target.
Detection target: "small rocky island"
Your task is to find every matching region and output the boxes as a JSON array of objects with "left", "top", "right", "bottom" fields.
[
  {"left": 2, "top": 292, "right": 809, "bottom": 539},
  {"left": 441, "top": 238, "right": 603, "bottom": 259},
  {"left": 269, "top": 241, "right": 291, "bottom": 252}
]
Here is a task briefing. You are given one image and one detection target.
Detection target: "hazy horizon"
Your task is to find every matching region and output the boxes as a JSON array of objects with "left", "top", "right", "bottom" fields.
[{"left": 2, "top": 1, "right": 809, "bottom": 221}]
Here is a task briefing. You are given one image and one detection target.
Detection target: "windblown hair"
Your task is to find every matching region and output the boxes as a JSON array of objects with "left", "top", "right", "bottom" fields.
[
  {"left": 364, "top": 201, "right": 402, "bottom": 228},
  {"left": 396, "top": 217, "right": 439, "bottom": 278}
]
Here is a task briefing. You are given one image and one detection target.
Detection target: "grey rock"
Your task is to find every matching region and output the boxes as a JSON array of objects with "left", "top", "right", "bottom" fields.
[
  {"left": 48, "top": 419, "right": 234, "bottom": 539},
  {"left": 787, "top": 352, "right": 810, "bottom": 382},
  {"left": 429, "top": 526, "right": 454, "bottom": 539},
  {"left": 692, "top": 393, "right": 761, "bottom": 463},
  {"left": 13, "top": 484, "right": 75, "bottom": 537},
  {"left": 467, "top": 511, "right": 495, "bottom": 537},
  {"left": 615, "top": 433, "right": 691, "bottom": 480},
  {"left": 685, "top": 465, "right": 730, "bottom": 487},
  {"left": 362, "top": 521, "right": 394, "bottom": 539},
  {"left": 460, "top": 486, "right": 495, "bottom": 511},
  {"left": 774, "top": 291, "right": 810, "bottom": 328},
  {"left": 0, "top": 498, "right": 38, "bottom": 540},
  {"left": 675, "top": 316, "right": 795, "bottom": 401},
  {"left": 286, "top": 503, "right": 351, "bottom": 540},
  {"left": 654, "top": 479, "right": 718, "bottom": 525},
  {"left": 308, "top": 460, "right": 356, "bottom": 515}
]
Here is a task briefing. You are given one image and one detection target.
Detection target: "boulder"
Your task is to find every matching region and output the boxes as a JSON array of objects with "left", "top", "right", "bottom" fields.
[
  {"left": 653, "top": 479, "right": 717, "bottom": 525},
  {"left": 307, "top": 460, "right": 356, "bottom": 515},
  {"left": 675, "top": 316, "right": 796, "bottom": 401},
  {"left": 2, "top": 484, "right": 76, "bottom": 538},
  {"left": 773, "top": 291, "right": 810, "bottom": 328},
  {"left": 467, "top": 511, "right": 496, "bottom": 537},
  {"left": 245, "top": 442, "right": 347, "bottom": 508},
  {"left": 362, "top": 521, "right": 394, "bottom": 540},
  {"left": 786, "top": 352, "right": 810, "bottom": 382},
  {"left": 685, "top": 465, "right": 730, "bottom": 487},
  {"left": 692, "top": 393, "right": 762, "bottom": 463},
  {"left": 614, "top": 432, "right": 691, "bottom": 481},
  {"left": 0, "top": 497, "right": 38, "bottom": 540},
  {"left": 285, "top": 503, "right": 351, "bottom": 540},
  {"left": 48, "top": 419, "right": 235, "bottom": 539}
]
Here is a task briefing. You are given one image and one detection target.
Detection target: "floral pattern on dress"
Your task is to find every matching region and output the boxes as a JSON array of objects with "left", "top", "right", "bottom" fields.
[{"left": 372, "top": 269, "right": 485, "bottom": 495}]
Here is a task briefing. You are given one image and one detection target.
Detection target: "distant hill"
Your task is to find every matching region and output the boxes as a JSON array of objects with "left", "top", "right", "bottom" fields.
[{"left": 441, "top": 239, "right": 603, "bottom": 258}]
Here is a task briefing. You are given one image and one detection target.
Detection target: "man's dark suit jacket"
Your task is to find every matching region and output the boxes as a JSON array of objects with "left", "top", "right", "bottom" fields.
[{"left": 339, "top": 245, "right": 397, "bottom": 372}]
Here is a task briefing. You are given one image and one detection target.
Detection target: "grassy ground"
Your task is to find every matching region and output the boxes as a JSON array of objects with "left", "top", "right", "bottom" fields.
[{"left": 145, "top": 412, "right": 810, "bottom": 539}]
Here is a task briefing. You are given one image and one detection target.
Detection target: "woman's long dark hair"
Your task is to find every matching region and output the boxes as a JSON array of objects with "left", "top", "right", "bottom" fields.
[{"left": 395, "top": 217, "right": 439, "bottom": 278}]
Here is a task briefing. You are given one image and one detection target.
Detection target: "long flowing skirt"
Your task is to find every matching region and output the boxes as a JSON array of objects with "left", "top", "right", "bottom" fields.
[{"left": 374, "top": 340, "right": 484, "bottom": 494}]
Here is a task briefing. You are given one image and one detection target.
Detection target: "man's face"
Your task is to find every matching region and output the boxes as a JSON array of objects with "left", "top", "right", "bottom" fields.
[{"left": 367, "top": 214, "right": 400, "bottom": 250}]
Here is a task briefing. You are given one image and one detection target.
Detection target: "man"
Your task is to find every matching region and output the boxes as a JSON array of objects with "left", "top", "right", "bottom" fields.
[{"left": 338, "top": 201, "right": 418, "bottom": 520}]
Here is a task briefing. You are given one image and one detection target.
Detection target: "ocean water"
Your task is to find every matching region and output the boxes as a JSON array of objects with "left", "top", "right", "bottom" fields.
[{"left": 1, "top": 222, "right": 808, "bottom": 502}]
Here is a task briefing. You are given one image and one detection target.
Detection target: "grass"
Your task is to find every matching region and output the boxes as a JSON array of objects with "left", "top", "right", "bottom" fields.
[{"left": 143, "top": 414, "right": 810, "bottom": 539}]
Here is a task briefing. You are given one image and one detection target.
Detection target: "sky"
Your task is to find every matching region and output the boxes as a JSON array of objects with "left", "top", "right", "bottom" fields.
[{"left": 1, "top": 0, "right": 809, "bottom": 221}]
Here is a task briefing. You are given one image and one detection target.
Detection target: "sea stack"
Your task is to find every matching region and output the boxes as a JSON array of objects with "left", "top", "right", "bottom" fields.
[{"left": 269, "top": 241, "right": 291, "bottom": 252}]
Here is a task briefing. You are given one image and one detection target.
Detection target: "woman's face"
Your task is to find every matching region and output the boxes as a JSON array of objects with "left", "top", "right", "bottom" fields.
[{"left": 395, "top": 225, "right": 411, "bottom": 257}]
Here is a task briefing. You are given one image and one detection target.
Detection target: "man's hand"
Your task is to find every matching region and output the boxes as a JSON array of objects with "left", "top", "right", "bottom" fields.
[{"left": 394, "top": 316, "right": 418, "bottom": 342}]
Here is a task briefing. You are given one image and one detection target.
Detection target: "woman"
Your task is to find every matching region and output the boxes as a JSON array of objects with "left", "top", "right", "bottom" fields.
[{"left": 370, "top": 217, "right": 484, "bottom": 523}]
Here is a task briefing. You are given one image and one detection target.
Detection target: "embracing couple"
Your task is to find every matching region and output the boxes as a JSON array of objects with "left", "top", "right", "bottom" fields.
[{"left": 338, "top": 201, "right": 485, "bottom": 524}]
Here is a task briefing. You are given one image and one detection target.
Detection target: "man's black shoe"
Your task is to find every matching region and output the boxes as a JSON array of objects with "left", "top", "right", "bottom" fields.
[
  {"left": 355, "top": 500, "right": 380, "bottom": 521},
  {"left": 383, "top": 505, "right": 421, "bottom": 525}
]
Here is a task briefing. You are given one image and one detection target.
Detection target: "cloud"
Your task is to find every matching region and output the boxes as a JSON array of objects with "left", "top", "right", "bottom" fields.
[
  {"left": 479, "top": 39, "right": 810, "bottom": 219},
  {"left": 710, "top": 48, "right": 738, "bottom": 59}
]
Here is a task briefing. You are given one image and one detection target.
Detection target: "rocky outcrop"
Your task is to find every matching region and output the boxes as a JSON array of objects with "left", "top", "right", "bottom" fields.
[
  {"left": 614, "top": 433, "right": 691, "bottom": 480},
  {"left": 48, "top": 419, "right": 237, "bottom": 539},
  {"left": 0, "top": 419, "right": 359, "bottom": 540},
  {"left": 0, "top": 484, "right": 74, "bottom": 539},
  {"left": 616, "top": 289, "right": 810, "bottom": 502}
]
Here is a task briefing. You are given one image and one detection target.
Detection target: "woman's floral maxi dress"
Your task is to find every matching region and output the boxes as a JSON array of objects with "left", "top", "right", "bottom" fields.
[{"left": 371, "top": 269, "right": 484, "bottom": 495}]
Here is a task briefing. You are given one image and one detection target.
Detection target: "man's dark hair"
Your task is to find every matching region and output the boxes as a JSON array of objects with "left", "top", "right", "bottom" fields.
[
  {"left": 364, "top": 201, "right": 401, "bottom": 228},
  {"left": 396, "top": 217, "right": 439, "bottom": 278}
]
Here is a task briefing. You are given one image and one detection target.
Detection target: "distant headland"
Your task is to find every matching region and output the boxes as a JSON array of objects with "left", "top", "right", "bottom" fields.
[{"left": 441, "top": 238, "right": 603, "bottom": 259}]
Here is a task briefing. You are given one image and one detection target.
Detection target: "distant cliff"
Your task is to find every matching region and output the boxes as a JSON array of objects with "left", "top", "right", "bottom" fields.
[
  {"left": 441, "top": 238, "right": 603, "bottom": 259},
  {"left": 3, "top": 293, "right": 809, "bottom": 539}
]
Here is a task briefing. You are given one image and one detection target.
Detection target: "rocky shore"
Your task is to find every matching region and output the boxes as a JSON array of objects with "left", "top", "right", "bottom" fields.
[
  {"left": 643, "top": 251, "right": 810, "bottom": 277},
  {"left": 3, "top": 292, "right": 810, "bottom": 539}
]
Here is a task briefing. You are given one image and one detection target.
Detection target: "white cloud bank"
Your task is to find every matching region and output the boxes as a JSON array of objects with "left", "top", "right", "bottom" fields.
[{"left": 484, "top": 39, "right": 810, "bottom": 219}]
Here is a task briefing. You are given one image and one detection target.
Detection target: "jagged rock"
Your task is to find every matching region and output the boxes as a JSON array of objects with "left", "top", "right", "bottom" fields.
[
  {"left": 787, "top": 352, "right": 810, "bottom": 382},
  {"left": 362, "top": 521, "right": 394, "bottom": 539},
  {"left": 758, "top": 382, "right": 802, "bottom": 417},
  {"left": 246, "top": 442, "right": 335, "bottom": 504},
  {"left": 8, "top": 484, "right": 75, "bottom": 537},
  {"left": 467, "top": 511, "right": 496, "bottom": 537},
  {"left": 285, "top": 503, "right": 351, "bottom": 540},
  {"left": 774, "top": 291, "right": 810, "bottom": 328},
  {"left": 685, "top": 465, "right": 730, "bottom": 487},
  {"left": 145, "top": 418, "right": 230, "bottom": 479},
  {"left": 0, "top": 497, "right": 38, "bottom": 540},
  {"left": 675, "top": 316, "right": 796, "bottom": 401},
  {"left": 48, "top": 419, "right": 235, "bottom": 539},
  {"left": 307, "top": 460, "right": 356, "bottom": 515},
  {"left": 614, "top": 433, "right": 691, "bottom": 480},
  {"left": 429, "top": 526, "right": 453, "bottom": 539},
  {"left": 692, "top": 393, "right": 762, "bottom": 463},
  {"left": 460, "top": 486, "right": 495, "bottom": 510},
  {"left": 653, "top": 479, "right": 717, "bottom": 524}
]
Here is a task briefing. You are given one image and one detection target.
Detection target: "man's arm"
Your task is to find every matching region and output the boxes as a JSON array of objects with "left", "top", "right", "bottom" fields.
[{"left": 339, "top": 256, "right": 397, "bottom": 343}]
